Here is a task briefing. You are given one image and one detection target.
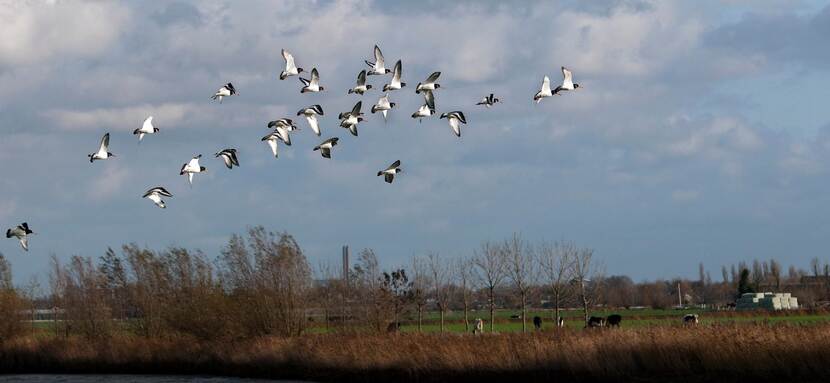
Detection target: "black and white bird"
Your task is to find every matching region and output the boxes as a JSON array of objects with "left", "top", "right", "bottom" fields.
[
  {"left": 476, "top": 93, "right": 500, "bottom": 108},
  {"left": 371, "top": 93, "right": 395, "bottom": 121},
  {"left": 348, "top": 70, "right": 372, "bottom": 95},
  {"left": 339, "top": 101, "right": 364, "bottom": 137},
  {"left": 439, "top": 111, "right": 467, "bottom": 138},
  {"left": 88, "top": 133, "right": 114, "bottom": 163},
  {"left": 383, "top": 60, "right": 406, "bottom": 91},
  {"left": 179, "top": 154, "right": 206, "bottom": 185},
  {"left": 5, "top": 222, "right": 33, "bottom": 251},
  {"left": 214, "top": 148, "right": 240, "bottom": 169},
  {"left": 142, "top": 187, "right": 173, "bottom": 209},
  {"left": 212, "top": 83, "right": 237, "bottom": 103},
  {"left": 377, "top": 160, "right": 402, "bottom": 184},
  {"left": 415, "top": 72, "right": 441, "bottom": 94},
  {"left": 279, "top": 49, "right": 303, "bottom": 80},
  {"left": 133, "top": 116, "right": 158, "bottom": 142},
  {"left": 297, "top": 105, "right": 324, "bottom": 136},
  {"left": 261, "top": 131, "right": 282, "bottom": 158},
  {"left": 313, "top": 137, "right": 339, "bottom": 159},
  {"left": 533, "top": 75, "right": 552, "bottom": 103},
  {"left": 299, "top": 68, "right": 324, "bottom": 93},
  {"left": 267, "top": 118, "right": 298, "bottom": 131},
  {"left": 366, "top": 45, "right": 391, "bottom": 76},
  {"left": 411, "top": 90, "right": 435, "bottom": 122},
  {"left": 553, "top": 66, "right": 580, "bottom": 95}
]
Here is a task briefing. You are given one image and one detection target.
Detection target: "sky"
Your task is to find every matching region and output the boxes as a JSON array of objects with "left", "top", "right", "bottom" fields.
[{"left": 1, "top": 0, "right": 830, "bottom": 284}]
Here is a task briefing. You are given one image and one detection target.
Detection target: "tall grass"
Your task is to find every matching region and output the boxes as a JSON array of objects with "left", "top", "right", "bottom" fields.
[{"left": 1, "top": 323, "right": 829, "bottom": 382}]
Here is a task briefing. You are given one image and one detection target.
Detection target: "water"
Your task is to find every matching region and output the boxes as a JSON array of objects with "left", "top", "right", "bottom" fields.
[{"left": 0, "top": 376, "right": 307, "bottom": 383}]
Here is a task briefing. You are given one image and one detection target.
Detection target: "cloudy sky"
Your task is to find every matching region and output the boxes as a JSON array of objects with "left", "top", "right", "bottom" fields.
[{"left": 2, "top": 0, "right": 830, "bottom": 283}]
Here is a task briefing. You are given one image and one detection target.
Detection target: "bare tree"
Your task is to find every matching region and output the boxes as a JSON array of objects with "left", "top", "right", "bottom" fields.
[
  {"left": 537, "top": 241, "right": 575, "bottom": 326},
  {"left": 503, "top": 234, "right": 535, "bottom": 332},
  {"left": 472, "top": 241, "right": 506, "bottom": 333},
  {"left": 572, "top": 247, "right": 603, "bottom": 324},
  {"left": 411, "top": 257, "right": 430, "bottom": 332},
  {"left": 454, "top": 257, "right": 474, "bottom": 332},
  {"left": 427, "top": 253, "right": 452, "bottom": 332}
]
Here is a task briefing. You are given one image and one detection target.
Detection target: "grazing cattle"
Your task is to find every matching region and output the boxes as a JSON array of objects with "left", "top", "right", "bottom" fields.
[
  {"left": 586, "top": 316, "right": 605, "bottom": 328},
  {"left": 557, "top": 316, "right": 565, "bottom": 328},
  {"left": 473, "top": 318, "right": 484, "bottom": 334},
  {"left": 533, "top": 316, "right": 542, "bottom": 331},
  {"left": 606, "top": 314, "right": 622, "bottom": 327},
  {"left": 510, "top": 314, "right": 522, "bottom": 319},
  {"left": 386, "top": 322, "right": 401, "bottom": 333},
  {"left": 683, "top": 314, "right": 699, "bottom": 325}
]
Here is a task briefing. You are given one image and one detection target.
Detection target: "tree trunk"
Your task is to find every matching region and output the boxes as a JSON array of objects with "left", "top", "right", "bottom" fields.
[
  {"left": 521, "top": 292, "right": 527, "bottom": 333},
  {"left": 489, "top": 286, "right": 496, "bottom": 333},
  {"left": 440, "top": 307, "right": 445, "bottom": 333},
  {"left": 418, "top": 305, "right": 423, "bottom": 332},
  {"left": 554, "top": 290, "right": 561, "bottom": 329},
  {"left": 463, "top": 298, "right": 469, "bottom": 332}
]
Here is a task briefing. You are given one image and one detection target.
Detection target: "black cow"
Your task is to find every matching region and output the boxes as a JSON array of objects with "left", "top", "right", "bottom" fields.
[
  {"left": 683, "top": 314, "right": 699, "bottom": 325},
  {"left": 606, "top": 314, "right": 622, "bottom": 327},
  {"left": 533, "top": 316, "right": 542, "bottom": 331},
  {"left": 386, "top": 322, "right": 401, "bottom": 333},
  {"left": 586, "top": 316, "right": 605, "bottom": 328}
]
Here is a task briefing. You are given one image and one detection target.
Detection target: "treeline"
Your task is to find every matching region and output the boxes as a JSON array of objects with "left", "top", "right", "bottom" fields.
[{"left": 0, "top": 228, "right": 829, "bottom": 342}]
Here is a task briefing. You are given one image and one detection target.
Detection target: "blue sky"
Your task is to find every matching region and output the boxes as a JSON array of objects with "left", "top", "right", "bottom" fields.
[{"left": 2, "top": 0, "right": 830, "bottom": 284}]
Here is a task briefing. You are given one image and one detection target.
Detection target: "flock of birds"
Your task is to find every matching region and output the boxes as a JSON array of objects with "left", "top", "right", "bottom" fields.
[{"left": 5, "top": 45, "right": 581, "bottom": 252}]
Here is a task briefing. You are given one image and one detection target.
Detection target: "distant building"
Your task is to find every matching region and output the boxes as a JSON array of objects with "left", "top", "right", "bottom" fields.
[{"left": 736, "top": 292, "right": 799, "bottom": 311}]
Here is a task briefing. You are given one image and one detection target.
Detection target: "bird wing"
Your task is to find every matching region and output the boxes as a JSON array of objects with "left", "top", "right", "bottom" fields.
[
  {"left": 357, "top": 70, "right": 367, "bottom": 86},
  {"left": 187, "top": 156, "right": 200, "bottom": 169},
  {"left": 226, "top": 83, "right": 236, "bottom": 94},
  {"left": 561, "top": 66, "right": 574, "bottom": 88},
  {"left": 276, "top": 127, "right": 291, "bottom": 145},
  {"left": 221, "top": 154, "right": 232, "bottom": 168},
  {"left": 425, "top": 71, "right": 441, "bottom": 83},
  {"left": 142, "top": 116, "right": 153, "bottom": 132},
  {"left": 455, "top": 111, "right": 467, "bottom": 124},
  {"left": 541, "top": 76, "right": 551, "bottom": 93},
  {"left": 424, "top": 90, "right": 435, "bottom": 112},
  {"left": 266, "top": 137, "right": 278, "bottom": 157},
  {"left": 306, "top": 115, "right": 321, "bottom": 136},
  {"left": 20, "top": 236, "right": 28, "bottom": 251},
  {"left": 449, "top": 117, "right": 461, "bottom": 137},
  {"left": 384, "top": 173, "right": 394, "bottom": 183},
  {"left": 310, "top": 68, "right": 319, "bottom": 86},
  {"left": 97, "top": 133, "right": 110, "bottom": 154},
  {"left": 374, "top": 45, "right": 385, "bottom": 68},
  {"left": 229, "top": 150, "right": 240, "bottom": 166},
  {"left": 392, "top": 60, "right": 402, "bottom": 82},
  {"left": 299, "top": 77, "right": 310, "bottom": 86},
  {"left": 156, "top": 187, "right": 173, "bottom": 197},
  {"left": 312, "top": 104, "right": 324, "bottom": 115},
  {"left": 351, "top": 101, "right": 363, "bottom": 116},
  {"left": 282, "top": 49, "right": 296, "bottom": 70}
]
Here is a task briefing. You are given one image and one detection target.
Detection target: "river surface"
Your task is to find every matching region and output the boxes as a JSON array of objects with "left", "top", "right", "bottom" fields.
[{"left": 0, "top": 376, "right": 309, "bottom": 383}]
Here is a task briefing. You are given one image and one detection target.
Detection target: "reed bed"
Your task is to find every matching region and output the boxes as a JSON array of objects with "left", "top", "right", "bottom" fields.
[{"left": 1, "top": 323, "right": 829, "bottom": 382}]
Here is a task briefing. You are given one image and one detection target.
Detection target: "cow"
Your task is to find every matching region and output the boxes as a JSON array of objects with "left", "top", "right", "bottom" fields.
[
  {"left": 586, "top": 316, "right": 605, "bottom": 328},
  {"left": 533, "top": 316, "right": 542, "bottom": 331},
  {"left": 556, "top": 316, "right": 565, "bottom": 328},
  {"left": 473, "top": 318, "right": 484, "bottom": 334},
  {"left": 683, "top": 314, "right": 699, "bottom": 325},
  {"left": 606, "top": 314, "right": 622, "bottom": 327}
]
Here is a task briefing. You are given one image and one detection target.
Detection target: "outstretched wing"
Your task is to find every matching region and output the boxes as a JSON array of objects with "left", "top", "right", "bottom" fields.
[
  {"left": 374, "top": 45, "right": 385, "bottom": 68},
  {"left": 561, "top": 66, "right": 574, "bottom": 88},
  {"left": 392, "top": 60, "right": 402, "bottom": 82},
  {"left": 425, "top": 71, "right": 441, "bottom": 83},
  {"left": 351, "top": 101, "right": 363, "bottom": 116},
  {"left": 311, "top": 104, "right": 324, "bottom": 115},
  {"left": 423, "top": 90, "right": 435, "bottom": 112},
  {"left": 541, "top": 76, "right": 551, "bottom": 93},
  {"left": 357, "top": 70, "right": 367, "bottom": 86},
  {"left": 388, "top": 160, "right": 401, "bottom": 170},
  {"left": 454, "top": 111, "right": 467, "bottom": 124},
  {"left": 282, "top": 49, "right": 296, "bottom": 70},
  {"left": 299, "top": 76, "right": 310, "bottom": 86},
  {"left": 99, "top": 133, "right": 110, "bottom": 152},
  {"left": 310, "top": 68, "right": 319, "bottom": 85}
]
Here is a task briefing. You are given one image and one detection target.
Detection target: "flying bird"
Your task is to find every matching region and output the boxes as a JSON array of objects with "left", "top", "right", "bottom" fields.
[
  {"left": 371, "top": 94, "right": 395, "bottom": 120},
  {"left": 411, "top": 90, "right": 435, "bottom": 122},
  {"left": 180, "top": 154, "right": 206, "bottom": 185},
  {"left": 553, "top": 66, "right": 580, "bottom": 95},
  {"left": 313, "top": 137, "right": 339, "bottom": 159},
  {"left": 215, "top": 148, "right": 240, "bottom": 169},
  {"left": 440, "top": 111, "right": 467, "bottom": 137},
  {"left": 279, "top": 49, "right": 304, "bottom": 80},
  {"left": 533, "top": 75, "right": 552, "bottom": 103},
  {"left": 299, "top": 68, "right": 324, "bottom": 93},
  {"left": 383, "top": 60, "right": 406, "bottom": 91},
  {"left": 297, "top": 105, "right": 324, "bottom": 136},
  {"left": 339, "top": 101, "right": 364, "bottom": 137},
  {"left": 415, "top": 72, "right": 441, "bottom": 94},
  {"left": 377, "top": 160, "right": 402, "bottom": 184},
  {"left": 142, "top": 187, "right": 173, "bottom": 209},
  {"left": 348, "top": 70, "right": 372, "bottom": 95},
  {"left": 5, "top": 222, "right": 33, "bottom": 251},
  {"left": 476, "top": 93, "right": 500, "bottom": 108},
  {"left": 133, "top": 116, "right": 158, "bottom": 142},
  {"left": 88, "top": 133, "right": 114, "bottom": 163},
  {"left": 212, "top": 83, "right": 237, "bottom": 103},
  {"left": 366, "top": 45, "right": 391, "bottom": 75},
  {"left": 267, "top": 118, "right": 298, "bottom": 131}
]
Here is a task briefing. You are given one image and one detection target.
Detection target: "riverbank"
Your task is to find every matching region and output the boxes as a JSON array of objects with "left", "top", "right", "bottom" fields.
[{"left": 2, "top": 324, "right": 829, "bottom": 382}]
